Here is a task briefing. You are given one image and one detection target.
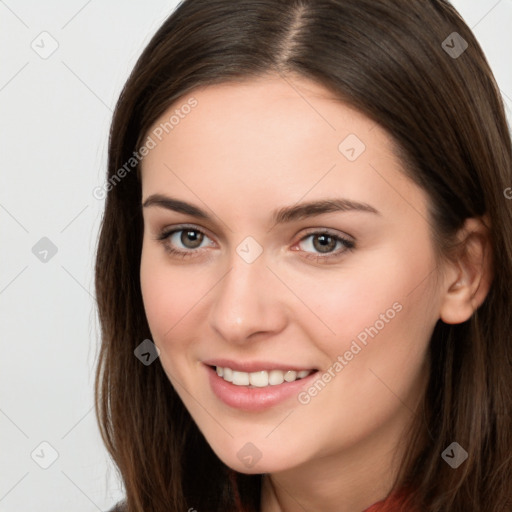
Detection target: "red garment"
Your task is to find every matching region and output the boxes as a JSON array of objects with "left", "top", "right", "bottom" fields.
[{"left": 362, "top": 488, "right": 411, "bottom": 511}]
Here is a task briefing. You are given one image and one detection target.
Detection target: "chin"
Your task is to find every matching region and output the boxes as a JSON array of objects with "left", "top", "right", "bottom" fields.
[{"left": 204, "top": 435, "right": 307, "bottom": 475}]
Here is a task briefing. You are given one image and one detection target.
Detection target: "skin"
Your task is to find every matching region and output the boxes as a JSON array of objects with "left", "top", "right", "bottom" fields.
[{"left": 139, "top": 74, "right": 491, "bottom": 512}]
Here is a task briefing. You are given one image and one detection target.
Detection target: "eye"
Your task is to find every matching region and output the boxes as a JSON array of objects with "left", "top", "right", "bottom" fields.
[
  {"left": 156, "top": 226, "right": 215, "bottom": 258},
  {"left": 155, "top": 225, "right": 355, "bottom": 262},
  {"left": 296, "top": 230, "right": 355, "bottom": 262}
]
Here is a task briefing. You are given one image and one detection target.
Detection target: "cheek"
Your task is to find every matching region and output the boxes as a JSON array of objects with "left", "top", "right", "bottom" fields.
[
  {"left": 282, "top": 263, "right": 433, "bottom": 452},
  {"left": 287, "top": 257, "right": 411, "bottom": 344},
  {"left": 289, "top": 238, "right": 436, "bottom": 374},
  {"left": 140, "top": 245, "right": 202, "bottom": 350}
]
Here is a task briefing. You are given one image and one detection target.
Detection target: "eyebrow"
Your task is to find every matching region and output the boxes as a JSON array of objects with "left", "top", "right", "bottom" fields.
[{"left": 142, "top": 194, "right": 380, "bottom": 224}]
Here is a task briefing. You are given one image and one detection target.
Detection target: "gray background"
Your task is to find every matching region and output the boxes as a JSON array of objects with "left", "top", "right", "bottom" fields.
[{"left": 1, "top": 1, "right": 511, "bottom": 510}]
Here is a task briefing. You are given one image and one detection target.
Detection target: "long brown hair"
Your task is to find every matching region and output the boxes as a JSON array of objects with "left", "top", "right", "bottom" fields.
[{"left": 94, "top": 1, "right": 512, "bottom": 510}]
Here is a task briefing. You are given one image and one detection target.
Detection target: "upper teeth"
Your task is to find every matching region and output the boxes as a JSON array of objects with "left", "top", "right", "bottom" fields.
[{"left": 215, "top": 366, "right": 313, "bottom": 387}]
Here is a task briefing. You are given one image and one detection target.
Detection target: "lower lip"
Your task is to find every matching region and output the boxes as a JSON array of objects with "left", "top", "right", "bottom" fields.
[{"left": 206, "top": 365, "right": 318, "bottom": 412}]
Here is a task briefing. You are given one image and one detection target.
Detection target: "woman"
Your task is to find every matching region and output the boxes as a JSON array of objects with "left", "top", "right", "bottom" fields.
[{"left": 95, "top": 1, "right": 512, "bottom": 510}]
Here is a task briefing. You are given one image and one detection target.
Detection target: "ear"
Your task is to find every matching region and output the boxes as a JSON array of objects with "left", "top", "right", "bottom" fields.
[{"left": 439, "top": 215, "right": 493, "bottom": 325}]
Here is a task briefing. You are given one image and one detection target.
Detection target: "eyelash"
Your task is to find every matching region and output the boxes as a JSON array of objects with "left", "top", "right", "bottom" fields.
[{"left": 155, "top": 224, "right": 355, "bottom": 263}]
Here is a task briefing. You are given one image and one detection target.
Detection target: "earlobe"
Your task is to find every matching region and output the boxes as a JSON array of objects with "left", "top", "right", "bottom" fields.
[
  {"left": 439, "top": 216, "right": 493, "bottom": 325},
  {"left": 440, "top": 274, "right": 475, "bottom": 324}
]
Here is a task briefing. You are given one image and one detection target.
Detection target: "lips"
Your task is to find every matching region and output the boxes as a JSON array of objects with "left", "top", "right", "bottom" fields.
[{"left": 203, "top": 359, "right": 319, "bottom": 411}]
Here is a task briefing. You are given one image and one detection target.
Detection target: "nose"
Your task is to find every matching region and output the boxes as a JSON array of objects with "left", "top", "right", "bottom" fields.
[{"left": 208, "top": 251, "right": 288, "bottom": 345}]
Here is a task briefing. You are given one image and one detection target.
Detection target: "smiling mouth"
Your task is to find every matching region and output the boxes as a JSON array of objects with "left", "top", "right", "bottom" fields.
[{"left": 211, "top": 365, "right": 318, "bottom": 388}]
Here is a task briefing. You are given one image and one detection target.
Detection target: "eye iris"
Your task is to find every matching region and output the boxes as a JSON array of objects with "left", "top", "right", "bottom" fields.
[
  {"left": 181, "top": 229, "right": 203, "bottom": 249},
  {"left": 313, "top": 234, "right": 337, "bottom": 253}
]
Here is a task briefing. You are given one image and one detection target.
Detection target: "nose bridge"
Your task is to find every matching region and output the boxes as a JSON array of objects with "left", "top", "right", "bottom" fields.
[{"left": 209, "top": 247, "right": 286, "bottom": 342}]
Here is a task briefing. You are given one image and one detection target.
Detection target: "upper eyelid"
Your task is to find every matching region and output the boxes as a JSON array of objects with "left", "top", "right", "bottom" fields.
[
  {"left": 158, "top": 223, "right": 352, "bottom": 237},
  {"left": 299, "top": 226, "right": 353, "bottom": 240},
  {"left": 159, "top": 224, "right": 217, "bottom": 245}
]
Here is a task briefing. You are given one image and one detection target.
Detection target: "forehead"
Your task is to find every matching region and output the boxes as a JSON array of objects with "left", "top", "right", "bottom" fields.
[
  {"left": 143, "top": 74, "right": 386, "bottom": 162},
  {"left": 140, "top": 75, "right": 426, "bottom": 224}
]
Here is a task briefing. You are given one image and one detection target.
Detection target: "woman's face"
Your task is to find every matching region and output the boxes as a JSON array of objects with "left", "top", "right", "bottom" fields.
[{"left": 139, "top": 75, "right": 442, "bottom": 475}]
